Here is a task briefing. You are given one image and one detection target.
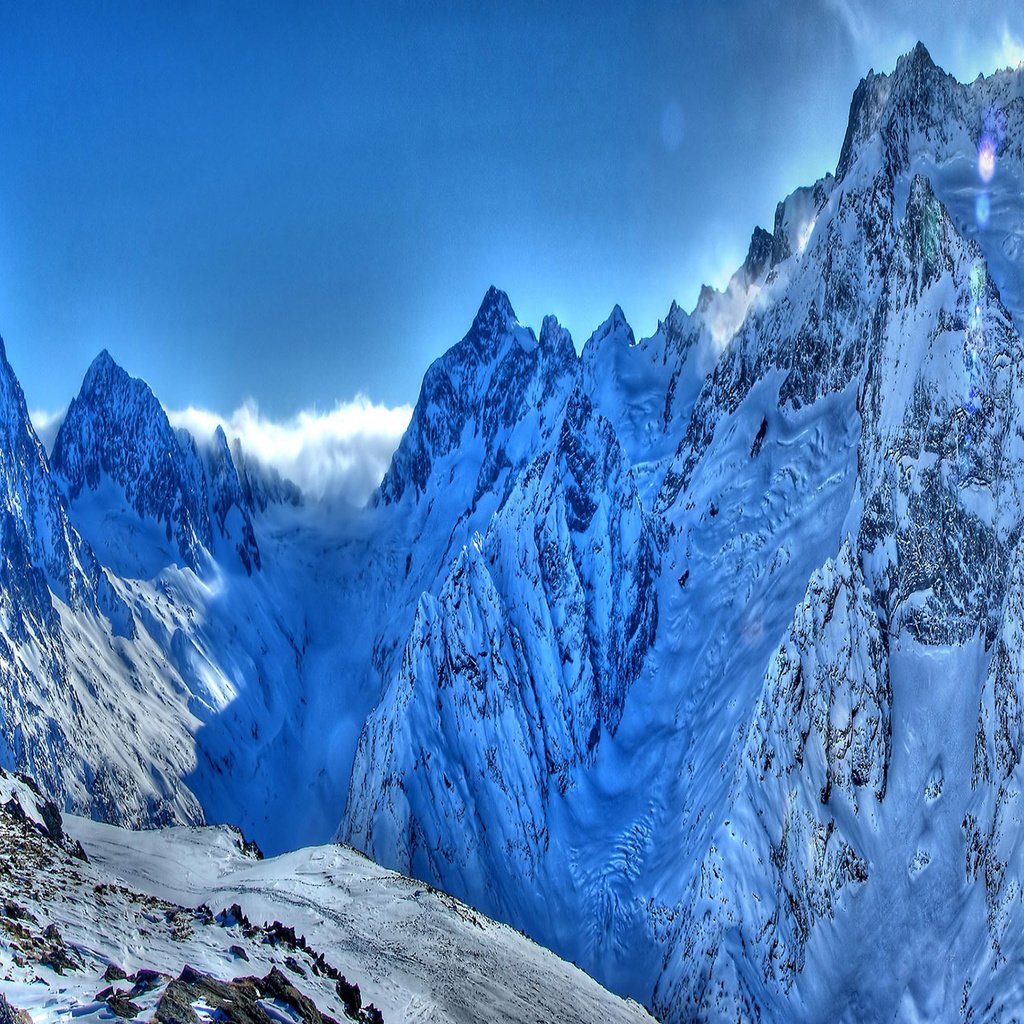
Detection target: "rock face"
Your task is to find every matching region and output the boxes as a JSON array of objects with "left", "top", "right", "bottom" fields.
[
  {"left": 205, "top": 426, "right": 261, "bottom": 575},
  {"left": 653, "top": 543, "right": 891, "bottom": 1021},
  {"left": 345, "top": 384, "right": 658, "bottom": 925},
  {"left": 0, "top": 335, "right": 109, "bottom": 809},
  {"left": 0, "top": 337, "right": 97, "bottom": 612}
]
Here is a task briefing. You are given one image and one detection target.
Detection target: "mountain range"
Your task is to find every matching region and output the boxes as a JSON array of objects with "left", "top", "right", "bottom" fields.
[{"left": 2, "top": 41, "right": 1024, "bottom": 1023}]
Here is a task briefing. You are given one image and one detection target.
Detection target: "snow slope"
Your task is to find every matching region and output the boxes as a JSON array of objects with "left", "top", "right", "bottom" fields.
[{"left": 0, "top": 770, "right": 653, "bottom": 1024}]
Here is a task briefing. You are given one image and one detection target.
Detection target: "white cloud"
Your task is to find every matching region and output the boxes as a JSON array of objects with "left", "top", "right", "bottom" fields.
[
  {"left": 168, "top": 396, "right": 412, "bottom": 508},
  {"left": 991, "top": 24, "right": 1024, "bottom": 71},
  {"left": 29, "top": 407, "right": 67, "bottom": 452}
]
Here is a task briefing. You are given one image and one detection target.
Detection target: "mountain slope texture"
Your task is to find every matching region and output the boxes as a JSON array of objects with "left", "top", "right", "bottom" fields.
[{"left": 2, "top": 41, "right": 1024, "bottom": 1023}]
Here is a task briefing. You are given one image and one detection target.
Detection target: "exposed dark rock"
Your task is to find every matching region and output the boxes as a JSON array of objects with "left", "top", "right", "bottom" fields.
[
  {"left": 130, "top": 968, "right": 167, "bottom": 995},
  {"left": 336, "top": 976, "right": 361, "bottom": 1017},
  {"left": 155, "top": 965, "right": 351, "bottom": 1024},
  {"left": 107, "top": 992, "right": 143, "bottom": 1019},
  {"left": 0, "top": 994, "right": 33, "bottom": 1024}
]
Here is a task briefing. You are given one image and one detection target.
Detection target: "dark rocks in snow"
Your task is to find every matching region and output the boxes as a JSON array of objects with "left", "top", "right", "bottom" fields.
[
  {"left": 106, "top": 991, "right": 143, "bottom": 1019},
  {"left": 264, "top": 920, "right": 300, "bottom": 948},
  {"left": 336, "top": 976, "right": 362, "bottom": 1018},
  {"left": 153, "top": 964, "right": 377, "bottom": 1024},
  {"left": 229, "top": 824, "right": 265, "bottom": 860},
  {"left": 216, "top": 903, "right": 254, "bottom": 931},
  {"left": 38, "top": 922, "right": 81, "bottom": 975},
  {"left": 129, "top": 967, "right": 167, "bottom": 995},
  {"left": 104, "top": 962, "right": 128, "bottom": 982},
  {"left": 0, "top": 995, "right": 33, "bottom": 1024},
  {"left": 750, "top": 416, "right": 768, "bottom": 457}
]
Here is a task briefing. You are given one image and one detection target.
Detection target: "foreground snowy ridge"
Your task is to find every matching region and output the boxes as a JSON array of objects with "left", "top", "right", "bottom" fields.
[
  {"left": 0, "top": 771, "right": 652, "bottom": 1023},
  {"left": 3, "top": 38, "right": 1024, "bottom": 1024}
]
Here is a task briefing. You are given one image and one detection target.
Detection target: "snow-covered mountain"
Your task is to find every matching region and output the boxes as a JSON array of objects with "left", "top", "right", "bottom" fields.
[
  {"left": 51, "top": 350, "right": 265, "bottom": 575},
  {"left": 344, "top": 42, "right": 1024, "bottom": 1023},
  {"left": 4, "top": 38, "right": 1024, "bottom": 1024}
]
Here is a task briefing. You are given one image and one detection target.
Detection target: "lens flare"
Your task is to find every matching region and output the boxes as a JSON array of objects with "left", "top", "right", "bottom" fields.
[
  {"left": 976, "top": 192, "right": 991, "bottom": 226},
  {"left": 979, "top": 135, "right": 997, "bottom": 183}
]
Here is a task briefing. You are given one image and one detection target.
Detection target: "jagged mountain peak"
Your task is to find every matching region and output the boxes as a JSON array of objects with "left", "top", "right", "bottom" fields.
[
  {"left": 51, "top": 358, "right": 213, "bottom": 572},
  {"left": 78, "top": 350, "right": 155, "bottom": 412},
  {"left": 538, "top": 314, "right": 577, "bottom": 365},
  {"left": 607, "top": 302, "right": 628, "bottom": 327},
  {"left": 377, "top": 287, "right": 576, "bottom": 507},
  {"left": 0, "top": 334, "right": 98, "bottom": 612},
  {"left": 47, "top": 352, "right": 269, "bottom": 575},
  {"left": 742, "top": 225, "right": 774, "bottom": 281},
  {"left": 900, "top": 39, "right": 936, "bottom": 75},
  {"left": 73, "top": 349, "right": 164, "bottom": 429},
  {"left": 835, "top": 41, "right": 968, "bottom": 182},
  {"left": 84, "top": 346, "right": 117, "bottom": 378},
  {"left": 585, "top": 305, "right": 635, "bottom": 352},
  {"left": 605, "top": 303, "right": 632, "bottom": 337},
  {"left": 539, "top": 312, "right": 566, "bottom": 343},
  {"left": 694, "top": 283, "right": 716, "bottom": 315},
  {"left": 205, "top": 424, "right": 262, "bottom": 575},
  {"left": 471, "top": 285, "right": 519, "bottom": 340}
]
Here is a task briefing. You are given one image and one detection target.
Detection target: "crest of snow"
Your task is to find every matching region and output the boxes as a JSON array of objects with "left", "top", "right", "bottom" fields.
[{"left": 169, "top": 396, "right": 412, "bottom": 507}]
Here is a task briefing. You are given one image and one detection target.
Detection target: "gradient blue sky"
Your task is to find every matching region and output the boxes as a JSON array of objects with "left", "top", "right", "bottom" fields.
[{"left": 3, "top": 1, "right": 1024, "bottom": 423}]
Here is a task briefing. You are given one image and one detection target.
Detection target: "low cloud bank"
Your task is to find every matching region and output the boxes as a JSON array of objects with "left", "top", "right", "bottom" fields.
[
  {"left": 29, "top": 408, "right": 67, "bottom": 451},
  {"left": 169, "top": 396, "right": 412, "bottom": 507}
]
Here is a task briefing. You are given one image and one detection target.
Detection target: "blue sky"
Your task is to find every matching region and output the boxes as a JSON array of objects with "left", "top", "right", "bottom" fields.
[{"left": 3, "top": 1, "right": 1024, "bottom": 487}]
